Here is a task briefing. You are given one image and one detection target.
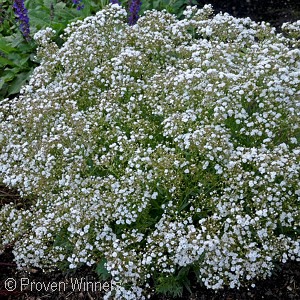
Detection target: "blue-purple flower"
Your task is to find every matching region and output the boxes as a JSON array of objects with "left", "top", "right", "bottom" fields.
[
  {"left": 128, "top": 0, "right": 141, "bottom": 26},
  {"left": 72, "top": 0, "right": 84, "bottom": 11},
  {"left": 13, "top": 0, "right": 30, "bottom": 40},
  {"left": 110, "top": 0, "right": 120, "bottom": 4}
]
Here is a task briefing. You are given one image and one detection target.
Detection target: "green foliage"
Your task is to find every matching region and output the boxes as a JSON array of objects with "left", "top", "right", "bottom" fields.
[
  {"left": 95, "top": 258, "right": 111, "bottom": 281},
  {"left": 155, "top": 266, "right": 192, "bottom": 297},
  {"left": 0, "top": 0, "right": 17, "bottom": 37},
  {"left": 0, "top": 34, "right": 36, "bottom": 99},
  {"left": 0, "top": 0, "right": 34, "bottom": 99},
  {"left": 0, "top": 0, "right": 86, "bottom": 100}
]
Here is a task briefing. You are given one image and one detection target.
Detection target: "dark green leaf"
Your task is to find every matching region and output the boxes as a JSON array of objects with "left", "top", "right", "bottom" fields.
[
  {"left": 95, "top": 258, "right": 111, "bottom": 281},
  {"left": 0, "top": 55, "right": 16, "bottom": 67},
  {"left": 1, "top": 70, "right": 16, "bottom": 82},
  {"left": 7, "top": 71, "right": 32, "bottom": 96},
  {"left": 0, "top": 37, "right": 17, "bottom": 54}
]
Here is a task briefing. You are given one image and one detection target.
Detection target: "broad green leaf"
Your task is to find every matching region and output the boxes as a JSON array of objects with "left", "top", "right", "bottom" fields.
[
  {"left": 43, "top": 0, "right": 56, "bottom": 9},
  {"left": 18, "top": 56, "right": 30, "bottom": 66},
  {"left": 7, "top": 71, "right": 32, "bottom": 96},
  {"left": 4, "top": 33, "right": 25, "bottom": 48},
  {"left": 0, "top": 37, "right": 17, "bottom": 54},
  {"left": 51, "top": 23, "right": 64, "bottom": 32},
  {"left": 0, "top": 78, "right": 5, "bottom": 90},
  {"left": 95, "top": 258, "right": 111, "bottom": 281},
  {"left": 17, "top": 42, "right": 36, "bottom": 54},
  {"left": 0, "top": 71, "right": 16, "bottom": 86},
  {"left": 0, "top": 55, "right": 16, "bottom": 67},
  {"left": 54, "top": 1, "right": 67, "bottom": 10},
  {"left": 5, "top": 52, "right": 24, "bottom": 65},
  {"left": 28, "top": 10, "right": 52, "bottom": 29},
  {"left": 0, "top": 81, "right": 8, "bottom": 95}
]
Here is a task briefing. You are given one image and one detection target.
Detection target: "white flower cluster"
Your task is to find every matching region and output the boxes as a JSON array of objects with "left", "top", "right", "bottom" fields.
[
  {"left": 282, "top": 20, "right": 300, "bottom": 46},
  {"left": 0, "top": 4, "right": 299, "bottom": 298}
]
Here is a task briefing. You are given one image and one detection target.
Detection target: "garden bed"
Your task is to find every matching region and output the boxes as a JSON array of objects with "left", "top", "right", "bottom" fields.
[{"left": 1, "top": 2, "right": 299, "bottom": 299}]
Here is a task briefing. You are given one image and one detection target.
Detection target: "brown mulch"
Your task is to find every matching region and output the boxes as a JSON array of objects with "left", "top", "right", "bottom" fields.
[{"left": 197, "top": 0, "right": 300, "bottom": 30}]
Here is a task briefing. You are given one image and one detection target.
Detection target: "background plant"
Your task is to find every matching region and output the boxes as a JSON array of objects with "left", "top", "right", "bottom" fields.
[
  {"left": 0, "top": 0, "right": 85, "bottom": 100},
  {"left": 140, "top": 0, "right": 198, "bottom": 18}
]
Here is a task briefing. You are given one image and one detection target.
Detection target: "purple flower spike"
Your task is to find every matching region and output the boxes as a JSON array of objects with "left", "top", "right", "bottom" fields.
[
  {"left": 76, "top": 4, "right": 84, "bottom": 10},
  {"left": 110, "top": 0, "right": 120, "bottom": 4},
  {"left": 13, "top": 0, "right": 30, "bottom": 40},
  {"left": 72, "top": 0, "right": 84, "bottom": 11},
  {"left": 128, "top": 0, "right": 141, "bottom": 26}
]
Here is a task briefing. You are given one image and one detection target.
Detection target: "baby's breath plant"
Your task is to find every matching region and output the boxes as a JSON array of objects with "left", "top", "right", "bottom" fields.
[{"left": 0, "top": 4, "right": 299, "bottom": 299}]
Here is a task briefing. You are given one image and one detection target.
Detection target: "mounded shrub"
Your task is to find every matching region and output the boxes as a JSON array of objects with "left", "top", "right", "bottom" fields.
[{"left": 0, "top": 4, "right": 299, "bottom": 299}]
